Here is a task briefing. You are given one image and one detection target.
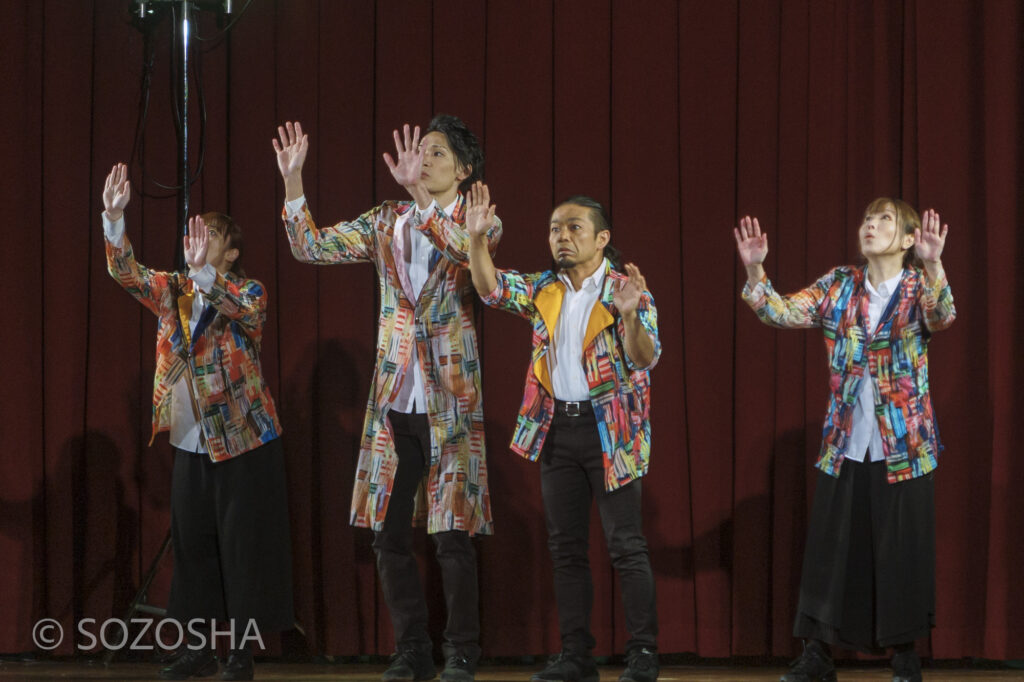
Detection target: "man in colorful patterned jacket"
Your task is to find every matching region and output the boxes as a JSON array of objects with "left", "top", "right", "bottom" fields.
[
  {"left": 103, "top": 163, "right": 293, "bottom": 681},
  {"left": 466, "top": 186, "right": 661, "bottom": 682},
  {"left": 273, "top": 117, "right": 500, "bottom": 682}
]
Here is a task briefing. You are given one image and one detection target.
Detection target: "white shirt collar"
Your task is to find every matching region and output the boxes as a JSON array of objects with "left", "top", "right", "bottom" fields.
[
  {"left": 442, "top": 197, "right": 458, "bottom": 217},
  {"left": 558, "top": 258, "right": 608, "bottom": 294},
  {"left": 865, "top": 270, "right": 903, "bottom": 299},
  {"left": 407, "top": 197, "right": 459, "bottom": 229},
  {"left": 416, "top": 197, "right": 459, "bottom": 221}
]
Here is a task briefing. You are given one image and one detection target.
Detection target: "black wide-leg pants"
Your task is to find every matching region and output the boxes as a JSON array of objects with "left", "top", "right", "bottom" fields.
[
  {"left": 167, "top": 438, "right": 294, "bottom": 636},
  {"left": 794, "top": 459, "right": 936, "bottom": 652}
]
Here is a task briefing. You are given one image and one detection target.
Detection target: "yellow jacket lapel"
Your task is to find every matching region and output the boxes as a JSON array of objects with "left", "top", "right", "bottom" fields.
[{"left": 532, "top": 281, "right": 565, "bottom": 396}]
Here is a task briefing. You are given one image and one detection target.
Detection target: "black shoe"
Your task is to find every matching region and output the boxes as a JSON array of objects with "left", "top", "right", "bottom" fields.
[
  {"left": 892, "top": 650, "right": 922, "bottom": 682},
  {"left": 158, "top": 649, "right": 218, "bottom": 680},
  {"left": 382, "top": 646, "right": 437, "bottom": 681},
  {"left": 531, "top": 651, "right": 600, "bottom": 682},
  {"left": 440, "top": 653, "right": 476, "bottom": 682},
  {"left": 220, "top": 649, "right": 254, "bottom": 681},
  {"left": 780, "top": 640, "right": 837, "bottom": 682},
  {"left": 619, "top": 648, "right": 658, "bottom": 682}
]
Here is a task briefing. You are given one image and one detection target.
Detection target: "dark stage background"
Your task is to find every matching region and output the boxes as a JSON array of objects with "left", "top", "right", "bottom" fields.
[{"left": 2, "top": 0, "right": 1022, "bottom": 662}]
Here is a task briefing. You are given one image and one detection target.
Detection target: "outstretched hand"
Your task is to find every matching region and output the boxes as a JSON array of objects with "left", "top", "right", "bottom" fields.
[
  {"left": 914, "top": 209, "right": 948, "bottom": 264},
  {"left": 613, "top": 263, "right": 647, "bottom": 316},
  {"left": 183, "top": 215, "right": 210, "bottom": 271},
  {"left": 383, "top": 124, "right": 425, "bottom": 188},
  {"left": 733, "top": 216, "right": 768, "bottom": 266},
  {"left": 465, "top": 181, "right": 496, "bottom": 239},
  {"left": 273, "top": 121, "right": 308, "bottom": 180},
  {"left": 102, "top": 163, "right": 131, "bottom": 220}
]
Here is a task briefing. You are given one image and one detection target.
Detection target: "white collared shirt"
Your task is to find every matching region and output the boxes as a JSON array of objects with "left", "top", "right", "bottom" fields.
[
  {"left": 102, "top": 212, "right": 215, "bottom": 453},
  {"left": 549, "top": 259, "right": 608, "bottom": 401},
  {"left": 390, "top": 198, "right": 456, "bottom": 413},
  {"left": 285, "top": 196, "right": 456, "bottom": 414},
  {"left": 846, "top": 270, "right": 903, "bottom": 463}
]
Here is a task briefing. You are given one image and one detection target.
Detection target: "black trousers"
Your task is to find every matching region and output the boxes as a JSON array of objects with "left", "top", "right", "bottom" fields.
[
  {"left": 372, "top": 410, "right": 480, "bottom": 661},
  {"left": 794, "top": 459, "right": 936, "bottom": 653},
  {"left": 539, "top": 409, "right": 658, "bottom": 655},
  {"left": 167, "top": 438, "right": 294, "bottom": 636}
]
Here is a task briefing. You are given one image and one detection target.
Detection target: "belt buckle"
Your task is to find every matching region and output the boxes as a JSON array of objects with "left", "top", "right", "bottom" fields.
[{"left": 564, "top": 401, "right": 581, "bottom": 417}]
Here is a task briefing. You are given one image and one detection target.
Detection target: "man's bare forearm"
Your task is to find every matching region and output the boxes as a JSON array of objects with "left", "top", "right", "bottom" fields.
[{"left": 469, "top": 234, "right": 498, "bottom": 297}]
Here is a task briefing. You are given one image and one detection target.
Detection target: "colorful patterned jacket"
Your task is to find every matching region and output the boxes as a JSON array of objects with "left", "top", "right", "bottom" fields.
[
  {"left": 481, "top": 262, "right": 661, "bottom": 491},
  {"left": 106, "top": 234, "right": 282, "bottom": 462},
  {"left": 282, "top": 194, "right": 500, "bottom": 535},
  {"left": 742, "top": 265, "right": 955, "bottom": 482}
]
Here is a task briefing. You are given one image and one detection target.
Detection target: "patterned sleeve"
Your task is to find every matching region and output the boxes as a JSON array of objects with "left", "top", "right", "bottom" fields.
[
  {"left": 203, "top": 274, "right": 267, "bottom": 338},
  {"left": 919, "top": 269, "right": 956, "bottom": 332},
  {"left": 281, "top": 200, "right": 379, "bottom": 264},
  {"left": 105, "top": 232, "right": 175, "bottom": 317},
  {"left": 416, "top": 208, "right": 502, "bottom": 267},
  {"left": 625, "top": 290, "right": 661, "bottom": 372},
  {"left": 479, "top": 268, "right": 542, "bottom": 321},
  {"left": 740, "top": 268, "right": 837, "bottom": 329}
]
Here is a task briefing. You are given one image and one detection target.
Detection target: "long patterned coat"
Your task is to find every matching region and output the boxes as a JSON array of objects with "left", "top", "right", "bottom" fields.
[
  {"left": 282, "top": 194, "right": 500, "bottom": 535},
  {"left": 480, "top": 262, "right": 661, "bottom": 492},
  {"left": 742, "top": 265, "right": 955, "bottom": 482},
  {"left": 106, "top": 234, "right": 283, "bottom": 461}
]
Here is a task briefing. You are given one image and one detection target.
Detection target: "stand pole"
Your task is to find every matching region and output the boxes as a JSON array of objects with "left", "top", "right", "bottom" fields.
[{"left": 175, "top": 0, "right": 193, "bottom": 270}]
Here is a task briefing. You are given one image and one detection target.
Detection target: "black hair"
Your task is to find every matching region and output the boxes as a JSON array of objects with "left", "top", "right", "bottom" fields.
[
  {"left": 426, "top": 114, "right": 484, "bottom": 193},
  {"left": 555, "top": 195, "right": 623, "bottom": 271}
]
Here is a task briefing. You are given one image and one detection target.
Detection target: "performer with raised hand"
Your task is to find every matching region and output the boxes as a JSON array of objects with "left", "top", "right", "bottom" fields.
[
  {"left": 102, "top": 163, "right": 293, "bottom": 681},
  {"left": 467, "top": 185, "right": 661, "bottom": 682},
  {"left": 274, "top": 117, "right": 500, "bottom": 682},
  {"left": 734, "top": 200, "right": 955, "bottom": 682}
]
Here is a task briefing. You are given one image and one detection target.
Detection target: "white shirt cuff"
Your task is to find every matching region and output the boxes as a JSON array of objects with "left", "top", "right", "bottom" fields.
[
  {"left": 741, "top": 277, "right": 767, "bottom": 303},
  {"left": 102, "top": 212, "right": 125, "bottom": 248},
  {"left": 285, "top": 195, "right": 306, "bottom": 217},
  {"left": 189, "top": 264, "right": 217, "bottom": 293}
]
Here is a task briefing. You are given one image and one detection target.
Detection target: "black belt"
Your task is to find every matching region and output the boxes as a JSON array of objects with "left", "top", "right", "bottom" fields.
[{"left": 553, "top": 399, "right": 594, "bottom": 417}]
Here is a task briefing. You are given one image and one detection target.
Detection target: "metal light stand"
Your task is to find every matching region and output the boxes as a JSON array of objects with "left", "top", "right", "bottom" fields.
[
  {"left": 177, "top": 0, "right": 192, "bottom": 258},
  {"left": 134, "top": 0, "right": 232, "bottom": 268}
]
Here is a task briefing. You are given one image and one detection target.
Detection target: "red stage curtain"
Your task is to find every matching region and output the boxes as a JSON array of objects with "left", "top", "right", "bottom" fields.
[{"left": 1, "top": 0, "right": 1021, "bottom": 660}]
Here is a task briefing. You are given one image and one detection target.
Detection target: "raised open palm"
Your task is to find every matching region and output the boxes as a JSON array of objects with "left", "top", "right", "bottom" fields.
[
  {"left": 183, "top": 216, "right": 209, "bottom": 270},
  {"left": 613, "top": 263, "right": 647, "bottom": 316},
  {"left": 273, "top": 121, "right": 308, "bottom": 179},
  {"left": 733, "top": 216, "right": 768, "bottom": 266},
  {"left": 465, "top": 181, "right": 496, "bottom": 239},
  {"left": 102, "top": 163, "right": 131, "bottom": 218},
  {"left": 383, "top": 124, "right": 425, "bottom": 187},
  {"left": 914, "top": 209, "right": 948, "bottom": 263}
]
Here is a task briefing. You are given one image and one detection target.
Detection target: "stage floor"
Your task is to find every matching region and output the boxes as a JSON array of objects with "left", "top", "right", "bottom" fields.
[{"left": 0, "top": 662, "right": 1020, "bottom": 681}]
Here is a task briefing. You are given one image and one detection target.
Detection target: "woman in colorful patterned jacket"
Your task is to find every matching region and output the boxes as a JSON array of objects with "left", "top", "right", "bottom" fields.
[
  {"left": 734, "top": 199, "right": 955, "bottom": 682},
  {"left": 103, "top": 163, "right": 292, "bottom": 681},
  {"left": 467, "top": 185, "right": 662, "bottom": 682},
  {"left": 274, "top": 117, "right": 500, "bottom": 682}
]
